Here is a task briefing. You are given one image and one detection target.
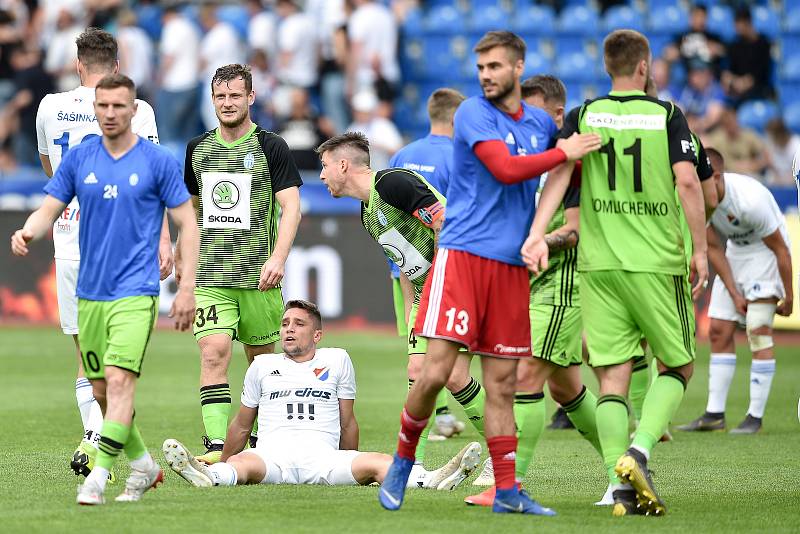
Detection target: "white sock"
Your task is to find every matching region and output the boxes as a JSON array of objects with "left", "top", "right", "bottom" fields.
[
  {"left": 748, "top": 359, "right": 776, "bottom": 418},
  {"left": 631, "top": 444, "right": 650, "bottom": 461},
  {"left": 706, "top": 352, "right": 737, "bottom": 414},
  {"left": 207, "top": 463, "right": 238, "bottom": 486},
  {"left": 129, "top": 452, "right": 155, "bottom": 472},
  {"left": 85, "top": 466, "right": 110, "bottom": 492},
  {"left": 407, "top": 464, "right": 430, "bottom": 488},
  {"left": 86, "top": 401, "right": 104, "bottom": 448},
  {"left": 75, "top": 378, "right": 94, "bottom": 430}
]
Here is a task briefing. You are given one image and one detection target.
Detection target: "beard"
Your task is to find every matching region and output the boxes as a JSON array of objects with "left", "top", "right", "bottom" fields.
[
  {"left": 483, "top": 75, "right": 516, "bottom": 104},
  {"left": 216, "top": 107, "right": 248, "bottom": 129}
]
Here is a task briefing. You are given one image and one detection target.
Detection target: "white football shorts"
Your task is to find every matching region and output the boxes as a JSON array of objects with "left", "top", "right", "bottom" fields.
[
  {"left": 708, "top": 248, "right": 784, "bottom": 324},
  {"left": 55, "top": 258, "right": 80, "bottom": 335},
  {"left": 242, "top": 445, "right": 363, "bottom": 486}
]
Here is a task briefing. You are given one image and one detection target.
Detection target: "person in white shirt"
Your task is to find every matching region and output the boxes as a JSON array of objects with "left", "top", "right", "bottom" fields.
[
  {"left": 164, "top": 300, "right": 481, "bottom": 489},
  {"left": 35, "top": 27, "right": 173, "bottom": 480},
  {"left": 765, "top": 118, "right": 800, "bottom": 186},
  {"left": 274, "top": 0, "right": 318, "bottom": 89},
  {"left": 117, "top": 9, "right": 154, "bottom": 101},
  {"left": 346, "top": 90, "right": 402, "bottom": 170},
  {"left": 347, "top": 0, "right": 400, "bottom": 93},
  {"left": 246, "top": 0, "right": 277, "bottom": 60},
  {"left": 679, "top": 148, "right": 793, "bottom": 435}
]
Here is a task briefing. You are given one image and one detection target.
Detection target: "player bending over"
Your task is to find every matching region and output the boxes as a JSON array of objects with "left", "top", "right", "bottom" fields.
[{"left": 164, "top": 300, "right": 481, "bottom": 489}]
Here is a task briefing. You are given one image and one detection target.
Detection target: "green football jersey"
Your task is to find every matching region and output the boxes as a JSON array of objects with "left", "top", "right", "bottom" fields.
[
  {"left": 184, "top": 125, "right": 302, "bottom": 289},
  {"left": 562, "top": 90, "right": 697, "bottom": 275},
  {"left": 361, "top": 168, "right": 445, "bottom": 300}
]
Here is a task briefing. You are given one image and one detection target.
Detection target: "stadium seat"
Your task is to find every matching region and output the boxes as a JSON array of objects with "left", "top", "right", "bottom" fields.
[
  {"left": 471, "top": 0, "right": 505, "bottom": 9},
  {"left": 784, "top": 101, "right": 800, "bottom": 133},
  {"left": 423, "top": 5, "right": 462, "bottom": 35},
  {"left": 707, "top": 6, "right": 735, "bottom": 43},
  {"left": 519, "top": 36, "right": 554, "bottom": 60},
  {"left": 134, "top": 4, "right": 163, "bottom": 41},
  {"left": 468, "top": 6, "right": 510, "bottom": 33},
  {"left": 786, "top": 7, "right": 800, "bottom": 35},
  {"left": 555, "top": 52, "right": 597, "bottom": 83},
  {"left": 782, "top": 54, "right": 800, "bottom": 83},
  {"left": 553, "top": 36, "right": 591, "bottom": 58},
  {"left": 736, "top": 100, "right": 779, "bottom": 132},
  {"left": 778, "top": 82, "right": 800, "bottom": 108},
  {"left": 603, "top": 6, "right": 644, "bottom": 33},
  {"left": 513, "top": 4, "right": 556, "bottom": 36},
  {"left": 648, "top": 34, "right": 672, "bottom": 58},
  {"left": 401, "top": 8, "right": 424, "bottom": 37},
  {"left": 216, "top": 5, "right": 249, "bottom": 39},
  {"left": 557, "top": 6, "right": 599, "bottom": 36},
  {"left": 648, "top": 5, "right": 688, "bottom": 36},
  {"left": 647, "top": 0, "right": 681, "bottom": 8},
  {"left": 752, "top": 5, "right": 780, "bottom": 41},
  {"left": 523, "top": 52, "right": 552, "bottom": 78}
]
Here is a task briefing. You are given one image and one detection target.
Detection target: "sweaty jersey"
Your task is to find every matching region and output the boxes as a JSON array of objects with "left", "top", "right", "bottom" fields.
[
  {"left": 388, "top": 134, "right": 454, "bottom": 194},
  {"left": 710, "top": 172, "right": 789, "bottom": 256},
  {"left": 184, "top": 124, "right": 303, "bottom": 289},
  {"left": 561, "top": 90, "right": 697, "bottom": 275},
  {"left": 36, "top": 86, "right": 160, "bottom": 261},
  {"left": 240, "top": 348, "right": 357, "bottom": 451},
  {"left": 361, "top": 168, "right": 445, "bottom": 298},
  {"left": 44, "top": 137, "right": 189, "bottom": 300},
  {"left": 441, "top": 96, "right": 558, "bottom": 265}
]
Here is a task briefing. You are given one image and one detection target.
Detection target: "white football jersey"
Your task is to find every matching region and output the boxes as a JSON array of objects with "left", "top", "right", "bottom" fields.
[
  {"left": 35, "top": 86, "right": 160, "bottom": 260},
  {"left": 710, "top": 172, "right": 789, "bottom": 256},
  {"left": 241, "top": 348, "right": 357, "bottom": 452},
  {"left": 793, "top": 146, "right": 800, "bottom": 208}
]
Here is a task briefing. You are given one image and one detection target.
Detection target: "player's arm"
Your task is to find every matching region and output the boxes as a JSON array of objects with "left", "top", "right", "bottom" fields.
[
  {"left": 339, "top": 399, "right": 359, "bottom": 450},
  {"left": 695, "top": 137, "right": 718, "bottom": 219},
  {"left": 174, "top": 196, "right": 199, "bottom": 285},
  {"left": 376, "top": 170, "right": 445, "bottom": 238},
  {"left": 39, "top": 155, "right": 53, "bottom": 178},
  {"left": 10, "top": 195, "right": 66, "bottom": 256},
  {"left": 35, "top": 96, "right": 53, "bottom": 177},
  {"left": 522, "top": 159, "right": 571, "bottom": 274},
  {"left": 398, "top": 273, "right": 414, "bottom": 324},
  {"left": 158, "top": 214, "right": 174, "bottom": 281},
  {"left": 260, "top": 186, "right": 301, "bottom": 291},
  {"left": 763, "top": 229, "right": 793, "bottom": 317},
  {"left": 707, "top": 226, "right": 746, "bottom": 315},
  {"left": 168, "top": 200, "right": 198, "bottom": 331},
  {"left": 545, "top": 206, "right": 579, "bottom": 253},
  {"left": 221, "top": 406, "right": 257, "bottom": 462}
]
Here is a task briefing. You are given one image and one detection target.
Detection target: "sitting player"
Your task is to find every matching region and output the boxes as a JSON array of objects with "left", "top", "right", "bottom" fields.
[{"left": 164, "top": 300, "right": 481, "bottom": 488}]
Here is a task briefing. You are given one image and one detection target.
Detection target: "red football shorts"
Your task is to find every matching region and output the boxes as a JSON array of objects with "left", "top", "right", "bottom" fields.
[{"left": 415, "top": 248, "right": 532, "bottom": 358}]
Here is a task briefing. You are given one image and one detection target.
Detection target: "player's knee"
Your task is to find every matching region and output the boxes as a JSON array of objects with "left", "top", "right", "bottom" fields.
[
  {"left": 407, "top": 358, "right": 423, "bottom": 380},
  {"left": 746, "top": 302, "right": 776, "bottom": 352},
  {"left": 199, "top": 344, "right": 231, "bottom": 371}
]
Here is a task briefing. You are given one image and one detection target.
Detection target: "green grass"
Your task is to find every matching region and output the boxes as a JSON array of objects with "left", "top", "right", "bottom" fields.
[{"left": 2, "top": 326, "right": 799, "bottom": 532}]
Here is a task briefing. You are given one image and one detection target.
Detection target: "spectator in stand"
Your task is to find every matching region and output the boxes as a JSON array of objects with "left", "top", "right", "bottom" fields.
[
  {"left": 722, "top": 6, "right": 774, "bottom": 104},
  {"left": 651, "top": 58, "right": 676, "bottom": 102},
  {"left": 158, "top": 5, "right": 200, "bottom": 146},
  {"left": 346, "top": 89, "right": 402, "bottom": 170},
  {"left": 663, "top": 4, "right": 726, "bottom": 78},
  {"left": 277, "top": 87, "right": 336, "bottom": 171},
  {"left": 309, "top": 0, "right": 349, "bottom": 133},
  {"left": 116, "top": 9, "right": 154, "bottom": 103},
  {"left": 249, "top": 48, "right": 277, "bottom": 132},
  {"left": 0, "top": 10, "right": 20, "bottom": 106},
  {"left": 764, "top": 118, "right": 800, "bottom": 186},
  {"left": 43, "top": 6, "right": 82, "bottom": 92},
  {"left": 347, "top": 0, "right": 400, "bottom": 101},
  {"left": 246, "top": 0, "right": 277, "bottom": 61},
  {"left": 676, "top": 59, "right": 725, "bottom": 134},
  {"left": 274, "top": 0, "right": 318, "bottom": 91},
  {"left": 704, "top": 105, "right": 770, "bottom": 179}
]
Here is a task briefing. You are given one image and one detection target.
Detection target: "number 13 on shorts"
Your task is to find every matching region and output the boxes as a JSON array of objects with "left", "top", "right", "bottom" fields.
[{"left": 444, "top": 308, "right": 469, "bottom": 335}]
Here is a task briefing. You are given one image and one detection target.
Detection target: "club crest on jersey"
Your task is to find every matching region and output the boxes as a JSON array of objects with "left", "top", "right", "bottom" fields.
[
  {"left": 243, "top": 152, "right": 255, "bottom": 169},
  {"left": 212, "top": 180, "right": 240, "bottom": 210},
  {"left": 129, "top": 173, "right": 139, "bottom": 186},
  {"left": 727, "top": 214, "right": 740, "bottom": 226},
  {"left": 313, "top": 367, "right": 330, "bottom": 381},
  {"left": 377, "top": 209, "right": 388, "bottom": 226}
]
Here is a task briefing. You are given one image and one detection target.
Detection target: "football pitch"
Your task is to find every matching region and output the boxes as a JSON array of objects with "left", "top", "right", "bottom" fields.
[{"left": 2, "top": 326, "right": 799, "bottom": 533}]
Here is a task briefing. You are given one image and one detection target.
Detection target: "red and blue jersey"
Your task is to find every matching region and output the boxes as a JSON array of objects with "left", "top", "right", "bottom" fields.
[{"left": 439, "top": 96, "right": 557, "bottom": 265}]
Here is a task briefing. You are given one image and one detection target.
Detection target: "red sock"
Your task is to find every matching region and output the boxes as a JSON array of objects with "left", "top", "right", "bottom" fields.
[
  {"left": 487, "top": 435, "right": 518, "bottom": 491},
  {"left": 397, "top": 407, "right": 429, "bottom": 461}
]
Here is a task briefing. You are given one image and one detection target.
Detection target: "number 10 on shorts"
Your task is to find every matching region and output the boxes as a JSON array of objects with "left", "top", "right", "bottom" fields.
[{"left": 444, "top": 308, "right": 469, "bottom": 335}]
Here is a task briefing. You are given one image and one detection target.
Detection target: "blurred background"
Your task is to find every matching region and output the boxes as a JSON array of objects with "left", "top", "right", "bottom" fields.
[{"left": 1, "top": 0, "right": 799, "bottom": 332}]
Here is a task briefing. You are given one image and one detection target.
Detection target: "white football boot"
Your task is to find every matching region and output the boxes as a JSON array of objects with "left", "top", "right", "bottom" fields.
[{"left": 426, "top": 441, "right": 482, "bottom": 490}]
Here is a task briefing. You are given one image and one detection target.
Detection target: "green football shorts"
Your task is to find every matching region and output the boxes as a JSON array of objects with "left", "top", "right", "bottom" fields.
[
  {"left": 78, "top": 296, "right": 158, "bottom": 380},
  {"left": 530, "top": 303, "right": 583, "bottom": 367},
  {"left": 581, "top": 270, "right": 695, "bottom": 368},
  {"left": 407, "top": 300, "right": 427, "bottom": 356},
  {"left": 392, "top": 277, "right": 408, "bottom": 338},
  {"left": 193, "top": 286, "right": 283, "bottom": 345}
]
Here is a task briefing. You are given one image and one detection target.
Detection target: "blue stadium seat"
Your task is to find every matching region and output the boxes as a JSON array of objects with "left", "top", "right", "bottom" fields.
[
  {"left": 648, "top": 5, "right": 688, "bottom": 36},
  {"left": 707, "top": 6, "right": 735, "bottom": 43},
  {"left": 778, "top": 82, "right": 800, "bottom": 108},
  {"left": 471, "top": 0, "right": 505, "bottom": 9},
  {"left": 468, "top": 6, "right": 510, "bottom": 33},
  {"left": 553, "top": 36, "right": 591, "bottom": 57},
  {"left": 783, "top": 102, "right": 800, "bottom": 133},
  {"left": 555, "top": 52, "right": 597, "bottom": 83},
  {"left": 603, "top": 6, "right": 644, "bottom": 33},
  {"left": 782, "top": 54, "right": 800, "bottom": 83},
  {"left": 134, "top": 4, "right": 163, "bottom": 41},
  {"left": 752, "top": 5, "right": 780, "bottom": 41},
  {"left": 647, "top": 0, "right": 680, "bottom": 8},
  {"left": 786, "top": 7, "right": 800, "bottom": 35},
  {"left": 401, "top": 8, "right": 424, "bottom": 37},
  {"left": 513, "top": 4, "right": 556, "bottom": 36},
  {"left": 737, "top": 100, "right": 779, "bottom": 132},
  {"left": 216, "top": 5, "right": 249, "bottom": 39},
  {"left": 419, "top": 37, "right": 460, "bottom": 79},
  {"left": 558, "top": 6, "right": 599, "bottom": 36},
  {"left": 423, "top": 5, "right": 462, "bottom": 35},
  {"left": 523, "top": 53, "right": 553, "bottom": 78},
  {"left": 648, "top": 34, "right": 672, "bottom": 58},
  {"left": 519, "top": 36, "right": 555, "bottom": 60}
]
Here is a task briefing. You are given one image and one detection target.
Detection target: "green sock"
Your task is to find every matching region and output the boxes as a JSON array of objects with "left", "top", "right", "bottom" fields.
[
  {"left": 409, "top": 379, "right": 431, "bottom": 466},
  {"left": 97, "top": 420, "right": 130, "bottom": 471},
  {"left": 632, "top": 371, "right": 687, "bottom": 454},
  {"left": 200, "top": 383, "right": 231, "bottom": 442},
  {"left": 514, "top": 392, "right": 546, "bottom": 481},
  {"left": 452, "top": 377, "right": 485, "bottom": 436},
  {"left": 629, "top": 355, "right": 650, "bottom": 422},
  {"left": 434, "top": 389, "right": 450, "bottom": 416},
  {"left": 596, "top": 395, "right": 629, "bottom": 484},
  {"left": 124, "top": 422, "right": 147, "bottom": 460},
  {"left": 562, "top": 386, "right": 602, "bottom": 457}
]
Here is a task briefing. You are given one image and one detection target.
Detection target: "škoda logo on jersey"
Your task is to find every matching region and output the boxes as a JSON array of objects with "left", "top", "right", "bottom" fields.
[{"left": 212, "top": 180, "right": 240, "bottom": 210}]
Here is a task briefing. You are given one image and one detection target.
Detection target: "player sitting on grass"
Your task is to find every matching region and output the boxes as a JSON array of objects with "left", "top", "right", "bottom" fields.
[{"left": 164, "top": 300, "right": 481, "bottom": 489}]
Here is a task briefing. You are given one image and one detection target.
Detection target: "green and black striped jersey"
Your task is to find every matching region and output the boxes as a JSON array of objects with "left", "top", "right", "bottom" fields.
[{"left": 184, "top": 124, "right": 302, "bottom": 289}]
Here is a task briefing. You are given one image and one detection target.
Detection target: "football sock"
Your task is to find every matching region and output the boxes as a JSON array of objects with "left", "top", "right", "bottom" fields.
[
  {"left": 408, "top": 464, "right": 430, "bottom": 488},
  {"left": 397, "top": 406, "right": 429, "bottom": 461},
  {"left": 129, "top": 450, "right": 155, "bottom": 471},
  {"left": 200, "top": 383, "right": 231, "bottom": 442},
  {"left": 86, "top": 399, "right": 104, "bottom": 447},
  {"left": 706, "top": 352, "right": 736, "bottom": 414},
  {"left": 123, "top": 422, "right": 148, "bottom": 461},
  {"left": 628, "top": 356, "right": 649, "bottom": 422},
  {"left": 562, "top": 386, "right": 602, "bottom": 457},
  {"left": 487, "top": 435, "right": 517, "bottom": 491},
  {"left": 96, "top": 420, "right": 130, "bottom": 472},
  {"left": 748, "top": 359, "right": 776, "bottom": 418},
  {"left": 75, "top": 378, "right": 94, "bottom": 430},
  {"left": 453, "top": 377, "right": 485, "bottom": 436},
  {"left": 85, "top": 466, "right": 111, "bottom": 492},
  {"left": 513, "top": 392, "right": 545, "bottom": 481},
  {"left": 409, "top": 379, "right": 432, "bottom": 465},
  {"left": 596, "top": 395, "right": 629, "bottom": 485},
  {"left": 435, "top": 389, "right": 450, "bottom": 416},
  {"left": 632, "top": 371, "right": 687, "bottom": 454},
  {"left": 208, "top": 462, "right": 238, "bottom": 486}
]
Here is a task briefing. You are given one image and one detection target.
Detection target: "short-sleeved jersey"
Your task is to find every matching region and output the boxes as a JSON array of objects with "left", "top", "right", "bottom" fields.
[
  {"left": 710, "top": 172, "right": 789, "bottom": 256},
  {"left": 36, "top": 86, "right": 160, "bottom": 260},
  {"left": 361, "top": 168, "right": 444, "bottom": 299},
  {"left": 441, "top": 96, "right": 558, "bottom": 265},
  {"left": 184, "top": 125, "right": 303, "bottom": 289},
  {"left": 240, "top": 348, "right": 357, "bottom": 451},
  {"left": 388, "top": 134, "right": 454, "bottom": 194},
  {"left": 44, "top": 137, "right": 189, "bottom": 300},
  {"left": 531, "top": 174, "right": 580, "bottom": 307},
  {"left": 560, "top": 91, "right": 697, "bottom": 275},
  {"left": 676, "top": 132, "right": 715, "bottom": 271}
]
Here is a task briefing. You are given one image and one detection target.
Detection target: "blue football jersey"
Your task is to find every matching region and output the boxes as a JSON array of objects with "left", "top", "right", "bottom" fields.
[{"left": 388, "top": 134, "right": 454, "bottom": 195}]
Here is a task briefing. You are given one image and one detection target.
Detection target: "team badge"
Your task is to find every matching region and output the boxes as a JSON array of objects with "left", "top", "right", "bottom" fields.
[
  {"left": 129, "top": 173, "right": 139, "bottom": 186},
  {"left": 243, "top": 152, "right": 255, "bottom": 169},
  {"left": 377, "top": 209, "right": 388, "bottom": 226},
  {"left": 727, "top": 214, "right": 740, "bottom": 226},
  {"left": 313, "top": 367, "right": 330, "bottom": 381},
  {"left": 212, "top": 180, "right": 240, "bottom": 210}
]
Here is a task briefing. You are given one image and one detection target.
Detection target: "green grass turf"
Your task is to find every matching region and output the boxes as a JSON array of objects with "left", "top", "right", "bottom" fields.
[{"left": 2, "top": 326, "right": 799, "bottom": 532}]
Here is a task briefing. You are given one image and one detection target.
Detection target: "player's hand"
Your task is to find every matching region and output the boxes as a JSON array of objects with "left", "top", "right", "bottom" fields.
[
  {"left": 689, "top": 251, "right": 708, "bottom": 301},
  {"left": 259, "top": 256, "right": 285, "bottom": 291},
  {"left": 556, "top": 133, "right": 602, "bottom": 161},
  {"left": 777, "top": 295, "right": 793, "bottom": 317},
  {"left": 10, "top": 229, "right": 33, "bottom": 256},
  {"left": 521, "top": 234, "right": 549, "bottom": 276},
  {"left": 158, "top": 240, "right": 175, "bottom": 281},
  {"left": 169, "top": 288, "right": 196, "bottom": 331},
  {"left": 732, "top": 291, "right": 748, "bottom": 316}
]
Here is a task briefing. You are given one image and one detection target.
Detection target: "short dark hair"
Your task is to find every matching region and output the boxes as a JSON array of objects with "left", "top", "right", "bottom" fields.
[
  {"left": 473, "top": 31, "right": 526, "bottom": 63},
  {"left": 95, "top": 73, "right": 136, "bottom": 96},
  {"left": 315, "top": 132, "right": 370, "bottom": 168},
  {"left": 691, "top": 4, "right": 707, "bottom": 15},
  {"left": 285, "top": 300, "right": 322, "bottom": 329},
  {"left": 734, "top": 6, "right": 751, "bottom": 23},
  {"left": 604, "top": 29, "right": 651, "bottom": 79},
  {"left": 705, "top": 146, "right": 724, "bottom": 173},
  {"left": 427, "top": 88, "right": 465, "bottom": 124},
  {"left": 211, "top": 64, "right": 253, "bottom": 95},
  {"left": 521, "top": 75, "right": 566, "bottom": 105},
  {"left": 76, "top": 28, "right": 118, "bottom": 72}
]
